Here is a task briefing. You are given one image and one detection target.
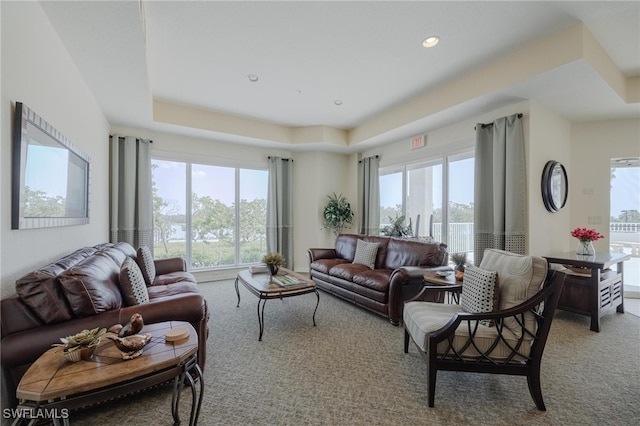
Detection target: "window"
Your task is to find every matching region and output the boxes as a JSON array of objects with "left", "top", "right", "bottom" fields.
[
  {"left": 379, "top": 151, "right": 474, "bottom": 260},
  {"left": 152, "top": 158, "right": 268, "bottom": 270}
]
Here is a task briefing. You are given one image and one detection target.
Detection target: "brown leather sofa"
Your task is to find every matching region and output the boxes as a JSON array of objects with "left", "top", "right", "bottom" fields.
[
  {"left": 0, "top": 242, "right": 209, "bottom": 408},
  {"left": 308, "top": 234, "right": 449, "bottom": 325}
]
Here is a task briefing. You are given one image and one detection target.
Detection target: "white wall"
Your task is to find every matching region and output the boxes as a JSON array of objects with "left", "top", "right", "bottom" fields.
[
  {"left": 292, "top": 151, "right": 353, "bottom": 272},
  {"left": 528, "top": 102, "right": 572, "bottom": 257},
  {"left": 0, "top": 2, "right": 110, "bottom": 298}
]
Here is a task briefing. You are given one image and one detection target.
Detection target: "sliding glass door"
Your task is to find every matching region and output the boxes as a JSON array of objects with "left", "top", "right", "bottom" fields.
[{"left": 379, "top": 150, "right": 474, "bottom": 259}]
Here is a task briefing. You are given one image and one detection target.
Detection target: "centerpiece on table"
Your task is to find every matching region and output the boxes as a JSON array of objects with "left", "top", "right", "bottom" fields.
[
  {"left": 262, "top": 252, "right": 285, "bottom": 275},
  {"left": 571, "top": 227, "right": 604, "bottom": 255},
  {"left": 53, "top": 327, "right": 107, "bottom": 362},
  {"left": 450, "top": 252, "right": 468, "bottom": 281}
]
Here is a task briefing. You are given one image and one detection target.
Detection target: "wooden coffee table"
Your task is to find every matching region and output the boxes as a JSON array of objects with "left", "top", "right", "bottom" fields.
[
  {"left": 235, "top": 267, "right": 320, "bottom": 341},
  {"left": 14, "top": 321, "right": 203, "bottom": 426}
]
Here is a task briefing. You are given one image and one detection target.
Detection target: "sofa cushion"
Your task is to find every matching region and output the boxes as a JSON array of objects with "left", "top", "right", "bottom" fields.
[
  {"left": 384, "top": 238, "right": 447, "bottom": 270},
  {"left": 352, "top": 269, "right": 392, "bottom": 292},
  {"left": 58, "top": 252, "right": 123, "bottom": 317},
  {"left": 137, "top": 246, "right": 156, "bottom": 286},
  {"left": 352, "top": 239, "right": 379, "bottom": 269},
  {"left": 15, "top": 247, "right": 97, "bottom": 324},
  {"left": 334, "top": 234, "right": 359, "bottom": 262},
  {"left": 153, "top": 271, "right": 197, "bottom": 286},
  {"left": 310, "top": 258, "right": 350, "bottom": 274},
  {"left": 460, "top": 264, "right": 499, "bottom": 326},
  {"left": 329, "top": 263, "right": 371, "bottom": 281},
  {"left": 120, "top": 257, "right": 150, "bottom": 305},
  {"left": 98, "top": 245, "right": 127, "bottom": 267}
]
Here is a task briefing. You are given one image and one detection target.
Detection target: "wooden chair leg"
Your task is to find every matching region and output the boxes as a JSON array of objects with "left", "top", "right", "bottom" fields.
[
  {"left": 427, "top": 363, "right": 437, "bottom": 407},
  {"left": 526, "top": 367, "right": 546, "bottom": 411},
  {"left": 404, "top": 329, "right": 410, "bottom": 353}
]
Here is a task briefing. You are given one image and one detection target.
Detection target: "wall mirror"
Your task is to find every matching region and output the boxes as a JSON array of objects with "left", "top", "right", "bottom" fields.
[
  {"left": 12, "top": 102, "right": 91, "bottom": 229},
  {"left": 541, "top": 160, "right": 568, "bottom": 213}
]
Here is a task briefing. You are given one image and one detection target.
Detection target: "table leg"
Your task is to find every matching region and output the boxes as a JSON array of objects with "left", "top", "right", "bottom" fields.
[
  {"left": 588, "top": 269, "right": 601, "bottom": 332},
  {"left": 312, "top": 289, "right": 320, "bottom": 326},
  {"left": 171, "top": 355, "right": 203, "bottom": 426},
  {"left": 235, "top": 277, "right": 241, "bottom": 307},
  {"left": 258, "top": 298, "right": 267, "bottom": 341}
]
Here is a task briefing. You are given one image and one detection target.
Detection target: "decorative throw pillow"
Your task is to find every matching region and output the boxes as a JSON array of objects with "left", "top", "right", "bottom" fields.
[
  {"left": 460, "top": 264, "right": 500, "bottom": 326},
  {"left": 352, "top": 239, "right": 380, "bottom": 269},
  {"left": 136, "top": 245, "right": 156, "bottom": 286},
  {"left": 120, "top": 257, "right": 150, "bottom": 305}
]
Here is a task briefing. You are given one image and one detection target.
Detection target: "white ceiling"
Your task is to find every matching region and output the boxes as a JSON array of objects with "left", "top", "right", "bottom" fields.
[{"left": 40, "top": 0, "right": 640, "bottom": 152}]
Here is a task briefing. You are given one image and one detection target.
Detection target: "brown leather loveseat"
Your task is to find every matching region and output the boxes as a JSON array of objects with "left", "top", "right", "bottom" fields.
[
  {"left": 308, "top": 234, "right": 449, "bottom": 325},
  {"left": 0, "top": 242, "right": 209, "bottom": 408}
]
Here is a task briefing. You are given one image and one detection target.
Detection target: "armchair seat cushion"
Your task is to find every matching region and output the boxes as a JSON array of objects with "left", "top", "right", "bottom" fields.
[{"left": 403, "top": 301, "right": 531, "bottom": 361}]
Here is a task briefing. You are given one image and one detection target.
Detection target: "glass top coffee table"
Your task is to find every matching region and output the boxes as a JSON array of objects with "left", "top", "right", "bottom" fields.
[{"left": 235, "top": 267, "right": 320, "bottom": 341}]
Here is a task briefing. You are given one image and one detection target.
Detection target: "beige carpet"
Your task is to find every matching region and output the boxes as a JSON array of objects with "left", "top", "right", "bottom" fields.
[{"left": 71, "top": 279, "right": 640, "bottom": 426}]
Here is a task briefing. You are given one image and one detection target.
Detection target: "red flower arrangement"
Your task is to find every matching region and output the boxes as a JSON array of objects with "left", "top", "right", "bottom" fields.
[{"left": 570, "top": 227, "right": 604, "bottom": 242}]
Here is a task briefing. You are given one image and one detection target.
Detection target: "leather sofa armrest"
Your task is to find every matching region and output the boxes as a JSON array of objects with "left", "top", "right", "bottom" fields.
[
  {"left": 154, "top": 257, "right": 187, "bottom": 275},
  {"left": 307, "top": 248, "right": 337, "bottom": 262}
]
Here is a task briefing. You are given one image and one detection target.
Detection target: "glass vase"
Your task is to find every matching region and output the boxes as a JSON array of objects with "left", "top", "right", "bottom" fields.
[{"left": 576, "top": 240, "right": 595, "bottom": 256}]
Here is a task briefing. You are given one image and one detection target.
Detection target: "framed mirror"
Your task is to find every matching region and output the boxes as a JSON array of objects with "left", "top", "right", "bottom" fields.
[
  {"left": 541, "top": 160, "right": 568, "bottom": 213},
  {"left": 12, "top": 102, "right": 91, "bottom": 229}
]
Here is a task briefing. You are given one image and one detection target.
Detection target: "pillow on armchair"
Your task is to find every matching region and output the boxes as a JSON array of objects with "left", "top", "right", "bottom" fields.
[{"left": 460, "top": 264, "right": 500, "bottom": 326}]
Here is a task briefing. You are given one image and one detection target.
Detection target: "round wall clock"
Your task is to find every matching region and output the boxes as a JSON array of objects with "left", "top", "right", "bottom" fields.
[{"left": 541, "top": 160, "right": 568, "bottom": 212}]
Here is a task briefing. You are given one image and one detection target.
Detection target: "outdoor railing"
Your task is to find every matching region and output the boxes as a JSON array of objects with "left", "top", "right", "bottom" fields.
[
  {"left": 610, "top": 222, "right": 640, "bottom": 233},
  {"left": 432, "top": 222, "right": 474, "bottom": 254}
]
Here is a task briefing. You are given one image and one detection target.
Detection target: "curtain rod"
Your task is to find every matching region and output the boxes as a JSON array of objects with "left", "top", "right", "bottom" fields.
[
  {"left": 358, "top": 155, "right": 379, "bottom": 163},
  {"left": 109, "top": 135, "right": 153, "bottom": 143},
  {"left": 475, "top": 113, "right": 523, "bottom": 130},
  {"left": 267, "top": 156, "right": 292, "bottom": 161}
]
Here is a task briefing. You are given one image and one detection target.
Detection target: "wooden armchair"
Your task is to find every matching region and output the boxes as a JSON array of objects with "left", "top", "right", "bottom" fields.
[{"left": 403, "top": 249, "right": 566, "bottom": 410}]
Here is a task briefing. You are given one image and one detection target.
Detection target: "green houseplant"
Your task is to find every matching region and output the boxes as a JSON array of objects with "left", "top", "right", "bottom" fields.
[
  {"left": 322, "top": 193, "right": 354, "bottom": 235},
  {"left": 380, "top": 214, "right": 413, "bottom": 237}
]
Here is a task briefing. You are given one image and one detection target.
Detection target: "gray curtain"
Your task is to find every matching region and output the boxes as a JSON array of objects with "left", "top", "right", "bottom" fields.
[
  {"left": 109, "top": 135, "right": 153, "bottom": 250},
  {"left": 473, "top": 114, "right": 526, "bottom": 265},
  {"left": 358, "top": 155, "right": 380, "bottom": 235},
  {"left": 266, "top": 157, "right": 294, "bottom": 268}
]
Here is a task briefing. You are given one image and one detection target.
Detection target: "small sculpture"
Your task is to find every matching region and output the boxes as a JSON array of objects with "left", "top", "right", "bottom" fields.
[
  {"left": 108, "top": 313, "right": 144, "bottom": 337},
  {"left": 106, "top": 333, "right": 153, "bottom": 360}
]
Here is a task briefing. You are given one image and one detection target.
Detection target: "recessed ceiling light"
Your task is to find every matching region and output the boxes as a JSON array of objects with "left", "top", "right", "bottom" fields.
[
  {"left": 422, "top": 36, "right": 439, "bottom": 48},
  {"left": 247, "top": 74, "right": 259, "bottom": 82},
  {"left": 334, "top": 100, "right": 343, "bottom": 106}
]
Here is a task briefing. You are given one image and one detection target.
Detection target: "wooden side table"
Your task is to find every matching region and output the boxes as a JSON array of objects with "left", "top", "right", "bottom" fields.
[
  {"left": 543, "top": 252, "right": 630, "bottom": 332},
  {"left": 423, "top": 271, "right": 463, "bottom": 304}
]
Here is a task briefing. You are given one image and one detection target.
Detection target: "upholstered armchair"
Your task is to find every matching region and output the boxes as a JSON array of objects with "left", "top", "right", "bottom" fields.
[{"left": 403, "top": 249, "right": 565, "bottom": 410}]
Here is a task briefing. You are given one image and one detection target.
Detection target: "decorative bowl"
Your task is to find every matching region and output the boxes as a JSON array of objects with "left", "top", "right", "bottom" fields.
[
  {"left": 436, "top": 270, "right": 452, "bottom": 277},
  {"left": 63, "top": 342, "right": 98, "bottom": 362}
]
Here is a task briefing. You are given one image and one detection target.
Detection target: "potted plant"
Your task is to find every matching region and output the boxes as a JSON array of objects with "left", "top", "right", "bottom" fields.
[
  {"left": 380, "top": 214, "right": 413, "bottom": 237},
  {"left": 262, "top": 252, "right": 285, "bottom": 275},
  {"left": 322, "top": 193, "right": 354, "bottom": 235},
  {"left": 450, "top": 252, "right": 467, "bottom": 281},
  {"left": 53, "top": 327, "right": 107, "bottom": 362}
]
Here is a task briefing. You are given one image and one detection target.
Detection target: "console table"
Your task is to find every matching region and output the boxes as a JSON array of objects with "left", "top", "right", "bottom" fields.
[{"left": 543, "top": 252, "right": 630, "bottom": 332}]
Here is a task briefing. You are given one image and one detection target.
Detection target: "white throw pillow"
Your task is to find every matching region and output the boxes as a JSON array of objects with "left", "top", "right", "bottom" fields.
[
  {"left": 352, "top": 239, "right": 380, "bottom": 269},
  {"left": 461, "top": 264, "right": 500, "bottom": 326}
]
